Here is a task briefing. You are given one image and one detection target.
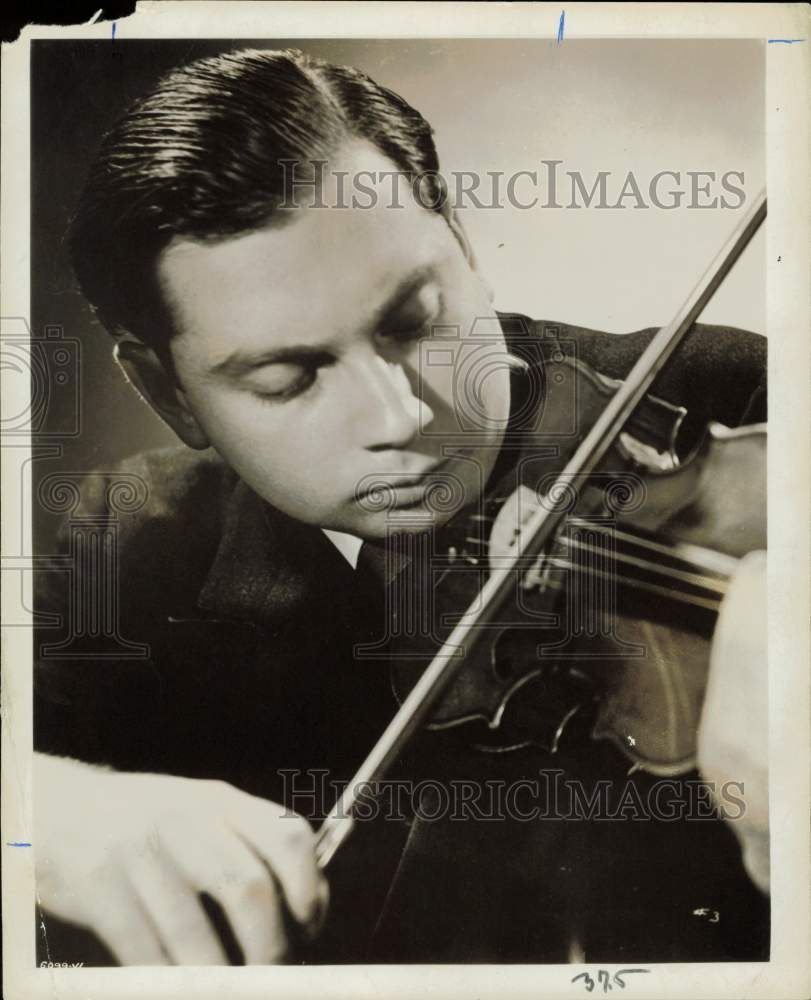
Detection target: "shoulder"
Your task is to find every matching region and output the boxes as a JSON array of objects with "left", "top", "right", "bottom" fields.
[
  {"left": 33, "top": 447, "right": 240, "bottom": 763},
  {"left": 75, "top": 444, "right": 236, "bottom": 534},
  {"left": 47, "top": 446, "right": 239, "bottom": 619},
  {"left": 114, "top": 444, "right": 236, "bottom": 523},
  {"left": 543, "top": 318, "right": 765, "bottom": 391}
]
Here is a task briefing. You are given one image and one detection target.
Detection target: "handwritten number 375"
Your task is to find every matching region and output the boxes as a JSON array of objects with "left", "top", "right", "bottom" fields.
[{"left": 572, "top": 968, "right": 651, "bottom": 992}]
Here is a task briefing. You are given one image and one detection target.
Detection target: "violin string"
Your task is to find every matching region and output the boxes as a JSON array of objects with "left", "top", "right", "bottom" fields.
[
  {"left": 527, "top": 555, "right": 725, "bottom": 612},
  {"left": 469, "top": 510, "right": 735, "bottom": 580},
  {"left": 461, "top": 531, "right": 729, "bottom": 603},
  {"left": 595, "top": 524, "right": 738, "bottom": 579},
  {"left": 555, "top": 535, "right": 729, "bottom": 595}
]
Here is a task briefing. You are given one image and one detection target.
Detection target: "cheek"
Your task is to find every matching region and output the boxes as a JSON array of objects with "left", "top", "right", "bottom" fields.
[
  {"left": 416, "top": 347, "right": 456, "bottom": 417},
  {"left": 430, "top": 276, "right": 504, "bottom": 417},
  {"left": 424, "top": 337, "right": 510, "bottom": 434},
  {"left": 187, "top": 392, "right": 345, "bottom": 514},
  {"left": 471, "top": 342, "right": 512, "bottom": 427}
]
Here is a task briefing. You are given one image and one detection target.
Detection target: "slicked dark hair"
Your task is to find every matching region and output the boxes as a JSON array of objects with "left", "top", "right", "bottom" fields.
[{"left": 69, "top": 47, "right": 444, "bottom": 352}]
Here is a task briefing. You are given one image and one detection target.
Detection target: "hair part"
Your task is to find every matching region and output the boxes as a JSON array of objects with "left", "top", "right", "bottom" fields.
[{"left": 69, "top": 47, "right": 444, "bottom": 353}]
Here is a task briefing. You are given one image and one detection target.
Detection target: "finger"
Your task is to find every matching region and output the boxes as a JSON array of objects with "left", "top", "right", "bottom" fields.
[
  {"left": 230, "top": 796, "right": 326, "bottom": 931},
  {"left": 211, "top": 839, "right": 287, "bottom": 965},
  {"left": 706, "top": 548, "right": 768, "bottom": 729},
  {"left": 714, "top": 550, "right": 767, "bottom": 668},
  {"left": 159, "top": 819, "right": 287, "bottom": 965},
  {"left": 127, "top": 851, "right": 228, "bottom": 965},
  {"left": 93, "top": 878, "right": 170, "bottom": 966}
]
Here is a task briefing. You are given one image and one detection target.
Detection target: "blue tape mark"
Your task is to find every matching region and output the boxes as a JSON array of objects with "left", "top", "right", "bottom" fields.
[
  {"left": 112, "top": 22, "right": 117, "bottom": 41},
  {"left": 768, "top": 38, "right": 804, "bottom": 43},
  {"left": 7, "top": 842, "right": 32, "bottom": 847},
  {"left": 557, "top": 10, "right": 565, "bottom": 45}
]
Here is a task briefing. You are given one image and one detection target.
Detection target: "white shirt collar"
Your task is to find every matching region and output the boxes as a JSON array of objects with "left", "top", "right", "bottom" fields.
[{"left": 321, "top": 528, "right": 364, "bottom": 569}]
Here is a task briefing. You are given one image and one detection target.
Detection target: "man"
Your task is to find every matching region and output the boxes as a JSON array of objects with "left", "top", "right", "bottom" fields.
[{"left": 33, "top": 47, "right": 768, "bottom": 966}]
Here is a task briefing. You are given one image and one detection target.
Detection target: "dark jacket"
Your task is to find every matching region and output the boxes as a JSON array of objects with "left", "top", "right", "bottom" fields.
[{"left": 34, "top": 316, "right": 769, "bottom": 964}]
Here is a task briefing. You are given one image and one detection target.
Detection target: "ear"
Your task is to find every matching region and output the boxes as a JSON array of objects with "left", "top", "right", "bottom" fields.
[
  {"left": 440, "top": 203, "right": 495, "bottom": 303},
  {"left": 113, "top": 337, "right": 210, "bottom": 450}
]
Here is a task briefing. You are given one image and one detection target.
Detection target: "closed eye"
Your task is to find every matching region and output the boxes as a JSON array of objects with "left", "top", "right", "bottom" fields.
[
  {"left": 379, "top": 287, "right": 443, "bottom": 344},
  {"left": 379, "top": 315, "right": 436, "bottom": 345},
  {"left": 249, "top": 359, "right": 331, "bottom": 402}
]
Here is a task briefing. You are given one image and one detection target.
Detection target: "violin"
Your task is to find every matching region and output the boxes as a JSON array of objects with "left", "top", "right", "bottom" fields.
[
  {"left": 315, "top": 190, "right": 767, "bottom": 869},
  {"left": 388, "top": 354, "right": 765, "bottom": 767}
]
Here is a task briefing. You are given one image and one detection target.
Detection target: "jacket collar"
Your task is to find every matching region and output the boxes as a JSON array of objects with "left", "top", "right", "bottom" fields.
[{"left": 196, "top": 477, "right": 352, "bottom": 628}]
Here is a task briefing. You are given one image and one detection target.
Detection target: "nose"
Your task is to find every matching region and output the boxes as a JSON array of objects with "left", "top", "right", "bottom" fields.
[{"left": 351, "top": 354, "right": 434, "bottom": 450}]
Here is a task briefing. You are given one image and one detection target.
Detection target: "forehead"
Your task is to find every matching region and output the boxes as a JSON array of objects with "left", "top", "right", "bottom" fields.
[{"left": 158, "top": 142, "right": 453, "bottom": 359}]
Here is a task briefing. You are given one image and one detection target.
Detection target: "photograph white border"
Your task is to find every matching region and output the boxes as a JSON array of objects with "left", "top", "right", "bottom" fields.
[{"left": 3, "top": 3, "right": 809, "bottom": 998}]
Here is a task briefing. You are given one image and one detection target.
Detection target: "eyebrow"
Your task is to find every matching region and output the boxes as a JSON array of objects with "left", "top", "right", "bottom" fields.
[{"left": 208, "top": 263, "right": 439, "bottom": 379}]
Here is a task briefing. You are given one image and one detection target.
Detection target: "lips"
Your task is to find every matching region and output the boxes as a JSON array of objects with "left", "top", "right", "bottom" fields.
[
  {"left": 351, "top": 458, "right": 462, "bottom": 516},
  {"left": 380, "top": 473, "right": 437, "bottom": 490},
  {"left": 358, "top": 460, "right": 449, "bottom": 496}
]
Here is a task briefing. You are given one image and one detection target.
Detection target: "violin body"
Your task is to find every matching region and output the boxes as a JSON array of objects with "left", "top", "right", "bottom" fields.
[{"left": 390, "top": 355, "right": 766, "bottom": 775}]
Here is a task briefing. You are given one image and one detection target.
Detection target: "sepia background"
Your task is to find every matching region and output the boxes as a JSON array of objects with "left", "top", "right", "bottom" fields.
[{"left": 31, "top": 37, "right": 765, "bottom": 545}]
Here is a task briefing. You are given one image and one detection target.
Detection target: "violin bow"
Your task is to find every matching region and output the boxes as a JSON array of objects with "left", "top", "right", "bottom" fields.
[{"left": 314, "top": 188, "right": 767, "bottom": 869}]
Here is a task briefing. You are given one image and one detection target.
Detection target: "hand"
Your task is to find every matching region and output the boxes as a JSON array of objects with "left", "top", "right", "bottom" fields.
[
  {"left": 34, "top": 753, "right": 328, "bottom": 964},
  {"left": 698, "top": 550, "right": 769, "bottom": 892}
]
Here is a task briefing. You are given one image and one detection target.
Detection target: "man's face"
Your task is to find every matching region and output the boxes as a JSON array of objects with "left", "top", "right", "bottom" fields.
[{"left": 158, "top": 142, "right": 511, "bottom": 539}]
